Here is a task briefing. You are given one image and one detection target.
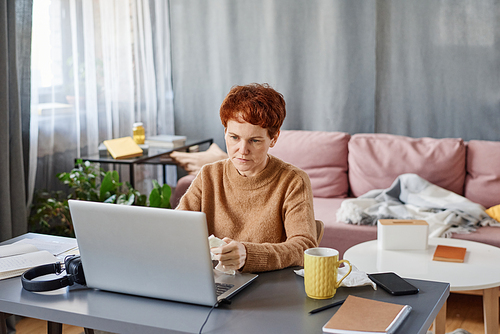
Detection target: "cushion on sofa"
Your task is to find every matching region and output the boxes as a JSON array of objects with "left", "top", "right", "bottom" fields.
[
  {"left": 269, "top": 130, "right": 350, "bottom": 198},
  {"left": 464, "top": 140, "right": 500, "bottom": 209},
  {"left": 348, "top": 133, "right": 466, "bottom": 197},
  {"left": 452, "top": 226, "right": 500, "bottom": 249}
]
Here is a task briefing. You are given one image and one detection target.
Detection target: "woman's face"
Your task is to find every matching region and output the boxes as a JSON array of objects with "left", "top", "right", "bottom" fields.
[{"left": 225, "top": 119, "right": 278, "bottom": 177}]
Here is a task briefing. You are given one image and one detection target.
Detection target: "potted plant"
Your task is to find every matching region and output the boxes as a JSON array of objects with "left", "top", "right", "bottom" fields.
[{"left": 29, "top": 160, "right": 171, "bottom": 237}]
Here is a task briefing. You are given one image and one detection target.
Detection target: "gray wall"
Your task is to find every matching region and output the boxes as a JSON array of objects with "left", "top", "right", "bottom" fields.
[{"left": 170, "top": 0, "right": 500, "bottom": 150}]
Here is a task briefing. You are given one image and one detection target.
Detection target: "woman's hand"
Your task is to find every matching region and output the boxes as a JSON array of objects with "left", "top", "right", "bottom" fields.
[{"left": 210, "top": 238, "right": 247, "bottom": 271}]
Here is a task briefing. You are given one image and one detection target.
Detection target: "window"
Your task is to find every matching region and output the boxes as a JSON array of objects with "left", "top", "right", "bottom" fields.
[{"left": 30, "top": 0, "right": 175, "bottom": 194}]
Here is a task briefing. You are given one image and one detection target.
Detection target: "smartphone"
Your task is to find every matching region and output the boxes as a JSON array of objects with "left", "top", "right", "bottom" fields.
[{"left": 368, "top": 272, "right": 419, "bottom": 296}]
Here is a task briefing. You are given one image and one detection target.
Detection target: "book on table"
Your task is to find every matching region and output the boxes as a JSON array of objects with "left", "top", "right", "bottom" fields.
[
  {"left": 0, "top": 238, "right": 78, "bottom": 280},
  {"left": 145, "top": 134, "right": 187, "bottom": 148},
  {"left": 99, "top": 142, "right": 148, "bottom": 157},
  {"left": 322, "top": 295, "right": 412, "bottom": 334},
  {"left": 432, "top": 244, "right": 467, "bottom": 263},
  {"left": 103, "top": 136, "right": 143, "bottom": 159}
]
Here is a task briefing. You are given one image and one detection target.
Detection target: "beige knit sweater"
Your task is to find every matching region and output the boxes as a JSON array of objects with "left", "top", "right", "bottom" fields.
[{"left": 176, "top": 155, "right": 318, "bottom": 273}]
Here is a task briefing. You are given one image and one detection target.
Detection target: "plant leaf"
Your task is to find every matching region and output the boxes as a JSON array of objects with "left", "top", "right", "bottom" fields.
[
  {"left": 124, "top": 194, "right": 135, "bottom": 205},
  {"left": 111, "top": 170, "right": 120, "bottom": 183},
  {"left": 161, "top": 184, "right": 172, "bottom": 208},
  {"left": 99, "top": 172, "right": 115, "bottom": 201},
  {"left": 103, "top": 194, "right": 116, "bottom": 203},
  {"left": 149, "top": 188, "right": 161, "bottom": 207},
  {"left": 136, "top": 194, "right": 147, "bottom": 206},
  {"left": 117, "top": 193, "right": 135, "bottom": 205}
]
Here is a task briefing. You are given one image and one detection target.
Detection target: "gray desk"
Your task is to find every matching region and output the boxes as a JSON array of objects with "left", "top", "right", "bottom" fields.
[{"left": 0, "top": 234, "right": 449, "bottom": 334}]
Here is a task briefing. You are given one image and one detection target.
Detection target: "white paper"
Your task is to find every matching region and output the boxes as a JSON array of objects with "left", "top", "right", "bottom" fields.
[
  {"left": 0, "top": 243, "right": 38, "bottom": 258},
  {"left": 208, "top": 235, "right": 236, "bottom": 275},
  {"left": 14, "top": 238, "right": 78, "bottom": 256},
  {"left": 208, "top": 235, "right": 227, "bottom": 248},
  {"left": 0, "top": 250, "right": 58, "bottom": 279},
  {"left": 294, "top": 265, "right": 377, "bottom": 289}
]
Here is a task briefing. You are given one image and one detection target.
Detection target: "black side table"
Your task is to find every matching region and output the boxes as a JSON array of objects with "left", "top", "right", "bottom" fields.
[{"left": 76, "top": 138, "right": 213, "bottom": 188}]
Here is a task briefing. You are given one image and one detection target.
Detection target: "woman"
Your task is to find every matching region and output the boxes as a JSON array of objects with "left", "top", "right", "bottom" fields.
[{"left": 176, "top": 83, "right": 318, "bottom": 273}]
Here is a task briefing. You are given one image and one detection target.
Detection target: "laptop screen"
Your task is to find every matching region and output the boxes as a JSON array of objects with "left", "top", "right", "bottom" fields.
[{"left": 69, "top": 200, "right": 219, "bottom": 305}]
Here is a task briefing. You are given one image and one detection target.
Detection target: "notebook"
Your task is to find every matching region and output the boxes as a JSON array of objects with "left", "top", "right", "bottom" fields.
[
  {"left": 432, "top": 244, "right": 467, "bottom": 263},
  {"left": 68, "top": 200, "right": 258, "bottom": 306},
  {"left": 322, "top": 295, "right": 412, "bottom": 333}
]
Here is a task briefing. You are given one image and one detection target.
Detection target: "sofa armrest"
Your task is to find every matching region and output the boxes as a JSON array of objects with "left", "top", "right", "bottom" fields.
[{"left": 171, "top": 174, "right": 196, "bottom": 208}]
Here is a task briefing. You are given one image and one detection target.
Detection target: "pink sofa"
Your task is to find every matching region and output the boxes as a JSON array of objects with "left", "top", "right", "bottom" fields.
[{"left": 172, "top": 131, "right": 500, "bottom": 259}]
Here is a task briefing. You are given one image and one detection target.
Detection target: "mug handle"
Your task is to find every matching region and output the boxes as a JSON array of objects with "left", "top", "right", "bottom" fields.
[{"left": 334, "top": 259, "right": 352, "bottom": 289}]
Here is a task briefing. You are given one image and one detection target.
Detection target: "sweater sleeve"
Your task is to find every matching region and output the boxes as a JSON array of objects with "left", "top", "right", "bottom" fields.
[{"left": 240, "top": 170, "right": 318, "bottom": 273}]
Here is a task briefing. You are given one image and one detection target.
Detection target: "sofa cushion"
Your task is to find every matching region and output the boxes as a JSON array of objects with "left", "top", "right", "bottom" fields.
[
  {"left": 348, "top": 133, "right": 466, "bottom": 197},
  {"left": 269, "top": 130, "right": 350, "bottom": 198},
  {"left": 464, "top": 140, "right": 500, "bottom": 209},
  {"left": 452, "top": 226, "right": 500, "bottom": 249}
]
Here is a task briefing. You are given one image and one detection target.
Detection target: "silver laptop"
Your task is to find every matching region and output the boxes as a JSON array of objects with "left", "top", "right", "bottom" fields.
[{"left": 68, "top": 200, "right": 258, "bottom": 306}]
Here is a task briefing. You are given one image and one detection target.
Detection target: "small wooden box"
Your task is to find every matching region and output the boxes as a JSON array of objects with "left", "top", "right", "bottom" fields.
[{"left": 377, "top": 219, "right": 429, "bottom": 250}]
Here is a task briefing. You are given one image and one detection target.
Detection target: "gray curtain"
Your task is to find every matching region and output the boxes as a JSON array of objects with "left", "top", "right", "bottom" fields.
[
  {"left": 170, "top": 0, "right": 500, "bottom": 150},
  {"left": 0, "top": 0, "right": 32, "bottom": 242}
]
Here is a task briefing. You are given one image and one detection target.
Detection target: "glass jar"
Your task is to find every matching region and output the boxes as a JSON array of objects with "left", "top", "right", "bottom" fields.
[{"left": 132, "top": 122, "right": 145, "bottom": 144}]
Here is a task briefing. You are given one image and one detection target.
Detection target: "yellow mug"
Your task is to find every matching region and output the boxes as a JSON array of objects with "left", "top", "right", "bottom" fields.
[{"left": 304, "top": 247, "right": 352, "bottom": 299}]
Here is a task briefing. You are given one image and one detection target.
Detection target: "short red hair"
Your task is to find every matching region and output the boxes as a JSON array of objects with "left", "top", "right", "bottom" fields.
[{"left": 220, "top": 83, "right": 286, "bottom": 139}]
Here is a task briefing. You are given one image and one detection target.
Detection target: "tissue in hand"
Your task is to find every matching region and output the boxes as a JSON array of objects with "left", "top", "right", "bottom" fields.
[{"left": 208, "top": 235, "right": 235, "bottom": 275}]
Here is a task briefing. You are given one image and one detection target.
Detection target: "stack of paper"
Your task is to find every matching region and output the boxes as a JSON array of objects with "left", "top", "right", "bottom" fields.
[
  {"left": 0, "top": 238, "right": 78, "bottom": 280},
  {"left": 145, "top": 135, "right": 186, "bottom": 148},
  {"left": 0, "top": 244, "right": 57, "bottom": 280}
]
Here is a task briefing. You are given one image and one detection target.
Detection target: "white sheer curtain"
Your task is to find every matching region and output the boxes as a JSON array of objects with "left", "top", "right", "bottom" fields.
[{"left": 30, "top": 0, "right": 174, "bottom": 202}]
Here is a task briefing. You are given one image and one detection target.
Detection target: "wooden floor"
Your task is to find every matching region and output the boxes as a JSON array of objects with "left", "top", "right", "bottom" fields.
[
  {"left": 443, "top": 293, "right": 490, "bottom": 334},
  {"left": 14, "top": 293, "right": 491, "bottom": 334},
  {"left": 15, "top": 320, "right": 83, "bottom": 334}
]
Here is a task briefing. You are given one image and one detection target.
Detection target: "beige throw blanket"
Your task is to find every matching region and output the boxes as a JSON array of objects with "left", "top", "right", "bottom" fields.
[{"left": 336, "top": 173, "right": 499, "bottom": 237}]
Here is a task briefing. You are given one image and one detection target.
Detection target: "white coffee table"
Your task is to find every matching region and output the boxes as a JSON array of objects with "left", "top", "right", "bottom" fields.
[{"left": 344, "top": 238, "right": 500, "bottom": 334}]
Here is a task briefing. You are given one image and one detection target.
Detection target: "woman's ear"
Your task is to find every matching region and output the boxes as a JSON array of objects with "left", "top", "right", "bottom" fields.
[{"left": 270, "top": 130, "right": 280, "bottom": 148}]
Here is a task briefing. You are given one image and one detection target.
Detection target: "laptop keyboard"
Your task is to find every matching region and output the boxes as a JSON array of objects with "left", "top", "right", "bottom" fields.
[{"left": 215, "top": 283, "right": 234, "bottom": 296}]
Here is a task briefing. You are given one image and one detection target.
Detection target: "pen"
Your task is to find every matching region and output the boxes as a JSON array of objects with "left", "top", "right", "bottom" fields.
[{"left": 309, "top": 298, "right": 346, "bottom": 314}]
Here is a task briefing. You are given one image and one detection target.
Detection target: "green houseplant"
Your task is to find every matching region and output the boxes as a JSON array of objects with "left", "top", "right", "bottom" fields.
[{"left": 29, "top": 160, "right": 171, "bottom": 237}]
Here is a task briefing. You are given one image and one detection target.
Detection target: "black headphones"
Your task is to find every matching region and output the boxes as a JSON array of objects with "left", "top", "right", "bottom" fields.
[{"left": 21, "top": 255, "right": 86, "bottom": 292}]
